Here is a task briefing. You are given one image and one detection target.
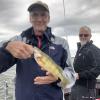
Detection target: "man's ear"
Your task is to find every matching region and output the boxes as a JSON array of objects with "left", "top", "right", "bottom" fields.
[
  {"left": 29, "top": 16, "right": 32, "bottom": 23},
  {"left": 48, "top": 15, "right": 50, "bottom": 23},
  {"left": 90, "top": 34, "right": 92, "bottom": 38}
]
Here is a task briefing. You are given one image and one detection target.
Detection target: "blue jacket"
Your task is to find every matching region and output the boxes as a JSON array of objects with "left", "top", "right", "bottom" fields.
[{"left": 0, "top": 27, "right": 75, "bottom": 100}]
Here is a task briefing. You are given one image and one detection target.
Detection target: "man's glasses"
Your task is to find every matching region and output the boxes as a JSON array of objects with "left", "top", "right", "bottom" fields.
[
  {"left": 79, "top": 34, "right": 89, "bottom": 37},
  {"left": 30, "top": 12, "right": 49, "bottom": 19}
]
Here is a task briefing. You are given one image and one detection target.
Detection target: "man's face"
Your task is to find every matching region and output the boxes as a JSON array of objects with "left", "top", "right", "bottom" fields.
[
  {"left": 79, "top": 28, "right": 91, "bottom": 45},
  {"left": 29, "top": 10, "right": 50, "bottom": 35}
]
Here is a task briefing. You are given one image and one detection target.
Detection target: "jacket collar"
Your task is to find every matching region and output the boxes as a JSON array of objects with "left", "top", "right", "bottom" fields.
[
  {"left": 43, "top": 27, "right": 53, "bottom": 42},
  {"left": 31, "top": 27, "right": 54, "bottom": 43},
  {"left": 22, "top": 27, "right": 54, "bottom": 44}
]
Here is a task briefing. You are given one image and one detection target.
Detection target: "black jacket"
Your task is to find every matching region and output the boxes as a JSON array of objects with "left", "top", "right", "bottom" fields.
[{"left": 74, "top": 40, "right": 100, "bottom": 88}]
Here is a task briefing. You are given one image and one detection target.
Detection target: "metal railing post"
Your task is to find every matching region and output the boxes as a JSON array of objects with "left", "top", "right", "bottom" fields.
[{"left": 4, "top": 81, "right": 8, "bottom": 100}]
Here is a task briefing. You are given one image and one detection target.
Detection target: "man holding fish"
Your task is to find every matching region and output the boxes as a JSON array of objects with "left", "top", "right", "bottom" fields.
[{"left": 0, "top": 1, "right": 75, "bottom": 100}]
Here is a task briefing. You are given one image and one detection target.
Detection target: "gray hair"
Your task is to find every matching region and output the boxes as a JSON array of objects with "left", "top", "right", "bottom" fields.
[{"left": 80, "top": 26, "right": 91, "bottom": 34}]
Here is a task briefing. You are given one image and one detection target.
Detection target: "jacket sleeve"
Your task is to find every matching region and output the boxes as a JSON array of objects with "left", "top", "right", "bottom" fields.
[
  {"left": 79, "top": 47, "right": 100, "bottom": 79},
  {"left": 0, "top": 35, "right": 23, "bottom": 73},
  {"left": 59, "top": 39, "right": 76, "bottom": 89},
  {"left": 0, "top": 47, "right": 16, "bottom": 73}
]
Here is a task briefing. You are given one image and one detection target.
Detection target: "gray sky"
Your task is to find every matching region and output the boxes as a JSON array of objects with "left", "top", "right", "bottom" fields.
[
  {"left": 0, "top": 0, "right": 100, "bottom": 56},
  {"left": 0, "top": 0, "right": 100, "bottom": 36}
]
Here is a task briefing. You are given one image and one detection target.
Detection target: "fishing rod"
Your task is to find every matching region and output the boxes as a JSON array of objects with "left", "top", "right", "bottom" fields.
[{"left": 62, "top": 0, "right": 66, "bottom": 18}]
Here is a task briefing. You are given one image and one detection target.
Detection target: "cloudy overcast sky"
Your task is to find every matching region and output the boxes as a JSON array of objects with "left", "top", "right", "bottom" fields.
[{"left": 0, "top": 0, "right": 100, "bottom": 56}]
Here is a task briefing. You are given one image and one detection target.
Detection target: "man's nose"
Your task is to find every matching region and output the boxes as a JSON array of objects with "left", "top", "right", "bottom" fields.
[{"left": 36, "top": 15, "right": 44, "bottom": 21}]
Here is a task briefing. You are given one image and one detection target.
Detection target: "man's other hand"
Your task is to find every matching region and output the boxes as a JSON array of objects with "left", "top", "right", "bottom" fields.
[{"left": 34, "top": 72, "right": 58, "bottom": 84}]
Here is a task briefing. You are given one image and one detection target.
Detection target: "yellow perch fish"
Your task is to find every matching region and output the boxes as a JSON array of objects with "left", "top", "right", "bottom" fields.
[{"left": 32, "top": 46, "right": 70, "bottom": 88}]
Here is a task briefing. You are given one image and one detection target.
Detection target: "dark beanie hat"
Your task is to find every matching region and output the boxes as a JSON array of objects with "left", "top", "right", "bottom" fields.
[{"left": 28, "top": 1, "right": 49, "bottom": 13}]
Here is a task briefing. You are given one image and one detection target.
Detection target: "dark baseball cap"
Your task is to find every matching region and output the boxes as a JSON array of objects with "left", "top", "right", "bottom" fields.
[{"left": 28, "top": 1, "right": 49, "bottom": 13}]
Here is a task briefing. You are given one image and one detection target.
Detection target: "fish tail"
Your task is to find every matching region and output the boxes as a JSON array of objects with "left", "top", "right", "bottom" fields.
[
  {"left": 58, "top": 73, "right": 70, "bottom": 89},
  {"left": 60, "top": 76, "right": 69, "bottom": 88}
]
